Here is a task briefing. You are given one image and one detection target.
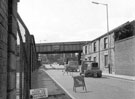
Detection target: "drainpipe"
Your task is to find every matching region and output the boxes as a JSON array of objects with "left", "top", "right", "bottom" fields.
[{"left": 98, "top": 38, "right": 100, "bottom": 68}]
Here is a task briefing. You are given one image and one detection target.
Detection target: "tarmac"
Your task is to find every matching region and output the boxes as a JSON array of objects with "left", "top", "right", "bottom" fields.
[{"left": 45, "top": 69, "right": 135, "bottom": 99}]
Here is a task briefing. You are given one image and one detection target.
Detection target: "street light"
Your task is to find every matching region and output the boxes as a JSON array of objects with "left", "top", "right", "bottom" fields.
[
  {"left": 92, "top": 1, "right": 111, "bottom": 73},
  {"left": 92, "top": 1, "right": 109, "bottom": 35}
]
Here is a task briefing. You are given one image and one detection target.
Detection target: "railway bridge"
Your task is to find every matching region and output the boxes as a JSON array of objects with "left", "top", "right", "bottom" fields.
[{"left": 36, "top": 41, "right": 88, "bottom": 64}]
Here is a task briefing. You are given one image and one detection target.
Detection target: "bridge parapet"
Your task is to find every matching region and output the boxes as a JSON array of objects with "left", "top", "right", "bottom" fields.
[{"left": 36, "top": 41, "right": 89, "bottom": 54}]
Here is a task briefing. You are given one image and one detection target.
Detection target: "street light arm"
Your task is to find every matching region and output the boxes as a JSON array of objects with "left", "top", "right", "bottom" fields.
[
  {"left": 92, "top": 1, "right": 107, "bottom": 6},
  {"left": 91, "top": 1, "right": 109, "bottom": 32},
  {"left": 92, "top": 1, "right": 99, "bottom": 4}
]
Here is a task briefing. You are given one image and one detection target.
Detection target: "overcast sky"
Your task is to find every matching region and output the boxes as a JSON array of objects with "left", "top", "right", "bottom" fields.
[{"left": 18, "top": 0, "right": 135, "bottom": 43}]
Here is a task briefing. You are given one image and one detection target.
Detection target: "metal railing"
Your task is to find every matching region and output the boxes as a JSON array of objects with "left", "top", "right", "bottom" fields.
[{"left": 17, "top": 13, "right": 38, "bottom": 99}]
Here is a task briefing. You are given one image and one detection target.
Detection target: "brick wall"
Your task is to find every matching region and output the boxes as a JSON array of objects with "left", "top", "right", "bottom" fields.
[{"left": 115, "top": 36, "right": 135, "bottom": 76}]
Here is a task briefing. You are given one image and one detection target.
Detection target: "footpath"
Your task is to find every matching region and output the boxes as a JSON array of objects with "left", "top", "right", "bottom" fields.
[
  {"left": 31, "top": 67, "right": 74, "bottom": 99},
  {"left": 102, "top": 73, "right": 135, "bottom": 81}
]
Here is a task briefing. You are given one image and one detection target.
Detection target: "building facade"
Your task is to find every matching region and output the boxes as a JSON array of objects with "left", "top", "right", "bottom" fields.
[{"left": 82, "top": 20, "right": 135, "bottom": 76}]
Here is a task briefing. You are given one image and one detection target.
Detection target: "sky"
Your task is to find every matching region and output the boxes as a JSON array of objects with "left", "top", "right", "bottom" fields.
[{"left": 18, "top": 0, "right": 135, "bottom": 43}]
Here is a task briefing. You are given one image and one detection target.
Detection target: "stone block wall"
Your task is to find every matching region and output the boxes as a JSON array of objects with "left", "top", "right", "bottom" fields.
[
  {"left": 0, "top": 0, "right": 8, "bottom": 99},
  {"left": 7, "top": 0, "right": 18, "bottom": 99},
  {"left": 0, "top": 0, "right": 19, "bottom": 99}
]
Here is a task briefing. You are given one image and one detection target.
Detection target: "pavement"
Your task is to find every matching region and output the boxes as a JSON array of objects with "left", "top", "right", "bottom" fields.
[
  {"left": 102, "top": 73, "right": 135, "bottom": 81},
  {"left": 31, "top": 67, "right": 73, "bottom": 99}
]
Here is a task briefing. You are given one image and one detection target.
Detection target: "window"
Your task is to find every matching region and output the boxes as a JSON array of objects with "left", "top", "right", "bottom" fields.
[
  {"left": 93, "top": 42, "right": 96, "bottom": 52},
  {"left": 94, "top": 57, "right": 96, "bottom": 62},
  {"left": 104, "top": 55, "right": 108, "bottom": 67},
  {"left": 104, "top": 37, "right": 108, "bottom": 49}
]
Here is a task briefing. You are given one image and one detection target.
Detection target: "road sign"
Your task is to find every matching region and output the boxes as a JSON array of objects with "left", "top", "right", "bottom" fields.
[
  {"left": 30, "top": 88, "right": 48, "bottom": 98},
  {"left": 73, "top": 75, "right": 87, "bottom": 92}
]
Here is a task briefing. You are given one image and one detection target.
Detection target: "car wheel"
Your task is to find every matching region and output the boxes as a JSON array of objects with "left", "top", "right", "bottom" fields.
[
  {"left": 99, "top": 73, "right": 102, "bottom": 77},
  {"left": 97, "top": 73, "right": 102, "bottom": 77}
]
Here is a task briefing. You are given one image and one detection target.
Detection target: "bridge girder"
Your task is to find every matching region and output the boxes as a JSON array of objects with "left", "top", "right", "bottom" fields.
[{"left": 36, "top": 41, "right": 89, "bottom": 54}]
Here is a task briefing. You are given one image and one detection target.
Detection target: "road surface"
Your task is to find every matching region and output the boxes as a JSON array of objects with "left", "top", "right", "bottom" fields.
[{"left": 46, "top": 69, "right": 135, "bottom": 99}]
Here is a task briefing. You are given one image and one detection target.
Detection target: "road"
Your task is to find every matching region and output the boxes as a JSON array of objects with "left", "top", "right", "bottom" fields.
[{"left": 46, "top": 69, "right": 135, "bottom": 99}]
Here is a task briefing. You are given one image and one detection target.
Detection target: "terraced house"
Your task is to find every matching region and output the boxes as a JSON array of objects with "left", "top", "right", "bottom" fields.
[{"left": 82, "top": 20, "right": 135, "bottom": 76}]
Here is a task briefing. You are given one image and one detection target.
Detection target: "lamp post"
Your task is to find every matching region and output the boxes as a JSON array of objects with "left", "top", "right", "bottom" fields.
[
  {"left": 92, "top": 2, "right": 109, "bottom": 32},
  {"left": 92, "top": 1, "right": 111, "bottom": 74}
]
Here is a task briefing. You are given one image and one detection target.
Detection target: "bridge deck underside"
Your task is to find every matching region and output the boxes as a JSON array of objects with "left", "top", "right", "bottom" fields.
[
  {"left": 37, "top": 50, "right": 82, "bottom": 54},
  {"left": 36, "top": 43, "right": 84, "bottom": 54}
]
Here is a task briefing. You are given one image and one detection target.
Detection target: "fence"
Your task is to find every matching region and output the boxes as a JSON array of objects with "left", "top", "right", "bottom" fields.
[{"left": 17, "top": 13, "right": 39, "bottom": 99}]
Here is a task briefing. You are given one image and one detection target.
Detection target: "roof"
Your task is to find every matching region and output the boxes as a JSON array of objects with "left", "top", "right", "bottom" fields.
[{"left": 84, "top": 20, "right": 135, "bottom": 45}]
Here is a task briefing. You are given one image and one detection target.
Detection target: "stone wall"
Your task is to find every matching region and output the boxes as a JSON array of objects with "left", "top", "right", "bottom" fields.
[
  {"left": 7, "top": 0, "right": 18, "bottom": 99},
  {"left": 0, "top": 0, "right": 8, "bottom": 99},
  {"left": 0, "top": 0, "right": 19, "bottom": 99}
]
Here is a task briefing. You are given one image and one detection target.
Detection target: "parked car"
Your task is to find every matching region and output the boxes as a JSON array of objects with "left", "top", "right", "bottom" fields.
[
  {"left": 80, "top": 61, "right": 102, "bottom": 77},
  {"left": 66, "top": 61, "right": 79, "bottom": 72},
  {"left": 80, "top": 61, "right": 90, "bottom": 75}
]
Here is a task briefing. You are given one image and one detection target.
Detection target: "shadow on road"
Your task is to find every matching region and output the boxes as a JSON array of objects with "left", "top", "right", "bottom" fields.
[
  {"left": 100, "top": 76, "right": 110, "bottom": 79},
  {"left": 84, "top": 76, "right": 109, "bottom": 79}
]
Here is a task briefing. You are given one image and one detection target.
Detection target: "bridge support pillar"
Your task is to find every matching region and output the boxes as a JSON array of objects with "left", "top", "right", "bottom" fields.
[{"left": 78, "top": 52, "right": 82, "bottom": 65}]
